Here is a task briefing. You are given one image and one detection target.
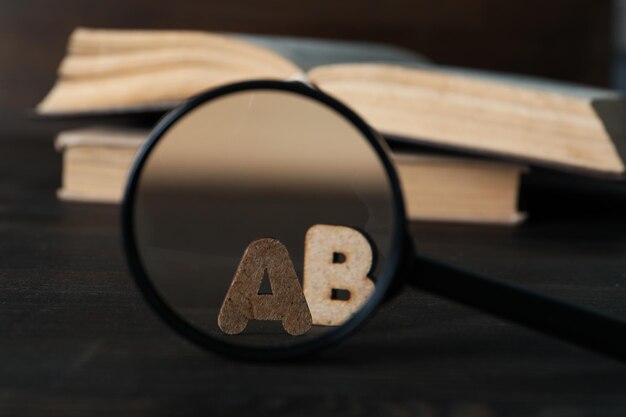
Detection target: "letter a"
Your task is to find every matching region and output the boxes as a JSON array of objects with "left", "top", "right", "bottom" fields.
[
  {"left": 218, "top": 238, "right": 312, "bottom": 336},
  {"left": 303, "top": 224, "right": 375, "bottom": 326}
]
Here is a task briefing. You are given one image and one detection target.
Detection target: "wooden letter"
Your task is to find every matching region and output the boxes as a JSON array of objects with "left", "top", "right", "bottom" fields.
[
  {"left": 218, "top": 238, "right": 312, "bottom": 336},
  {"left": 303, "top": 225, "right": 374, "bottom": 326}
]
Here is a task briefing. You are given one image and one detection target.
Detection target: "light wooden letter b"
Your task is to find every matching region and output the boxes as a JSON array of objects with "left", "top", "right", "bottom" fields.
[{"left": 303, "top": 225, "right": 375, "bottom": 326}]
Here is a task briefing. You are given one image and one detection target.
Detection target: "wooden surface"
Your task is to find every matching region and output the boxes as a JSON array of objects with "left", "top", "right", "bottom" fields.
[{"left": 2, "top": 121, "right": 626, "bottom": 416}]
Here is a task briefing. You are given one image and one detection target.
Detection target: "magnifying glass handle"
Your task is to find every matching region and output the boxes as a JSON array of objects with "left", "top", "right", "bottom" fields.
[{"left": 411, "top": 255, "right": 626, "bottom": 362}]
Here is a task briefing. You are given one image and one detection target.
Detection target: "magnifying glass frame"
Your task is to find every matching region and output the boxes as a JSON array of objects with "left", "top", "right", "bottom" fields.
[{"left": 121, "top": 80, "right": 409, "bottom": 360}]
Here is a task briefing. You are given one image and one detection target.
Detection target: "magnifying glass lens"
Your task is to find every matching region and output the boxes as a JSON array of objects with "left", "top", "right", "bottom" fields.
[{"left": 127, "top": 85, "right": 404, "bottom": 353}]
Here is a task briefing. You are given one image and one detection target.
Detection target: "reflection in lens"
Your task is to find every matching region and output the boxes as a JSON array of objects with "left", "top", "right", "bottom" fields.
[{"left": 132, "top": 87, "right": 397, "bottom": 348}]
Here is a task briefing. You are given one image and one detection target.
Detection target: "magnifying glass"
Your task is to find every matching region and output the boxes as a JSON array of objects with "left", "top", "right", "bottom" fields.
[{"left": 121, "top": 80, "right": 626, "bottom": 361}]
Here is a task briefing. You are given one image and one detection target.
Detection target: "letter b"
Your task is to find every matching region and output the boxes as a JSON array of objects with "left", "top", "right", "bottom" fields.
[{"left": 303, "top": 225, "right": 375, "bottom": 326}]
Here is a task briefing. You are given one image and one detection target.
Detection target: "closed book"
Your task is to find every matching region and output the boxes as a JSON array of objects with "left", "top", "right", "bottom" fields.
[{"left": 55, "top": 127, "right": 525, "bottom": 225}]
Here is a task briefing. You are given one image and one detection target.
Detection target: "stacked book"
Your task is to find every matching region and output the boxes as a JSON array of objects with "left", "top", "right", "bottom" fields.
[{"left": 38, "top": 28, "right": 626, "bottom": 224}]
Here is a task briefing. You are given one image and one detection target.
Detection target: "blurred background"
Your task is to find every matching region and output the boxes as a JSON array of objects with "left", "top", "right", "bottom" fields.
[
  {"left": 1, "top": 0, "right": 624, "bottom": 133},
  {"left": 1, "top": 4, "right": 626, "bottom": 415}
]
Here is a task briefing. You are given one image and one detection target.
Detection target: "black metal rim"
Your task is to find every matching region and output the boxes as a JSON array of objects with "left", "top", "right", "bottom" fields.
[{"left": 120, "top": 80, "right": 408, "bottom": 361}]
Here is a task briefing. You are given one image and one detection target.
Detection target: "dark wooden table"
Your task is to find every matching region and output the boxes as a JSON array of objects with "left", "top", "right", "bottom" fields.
[{"left": 1, "top": 123, "right": 626, "bottom": 417}]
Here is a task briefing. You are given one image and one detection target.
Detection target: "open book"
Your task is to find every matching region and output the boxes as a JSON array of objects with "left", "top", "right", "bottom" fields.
[{"left": 38, "top": 28, "right": 626, "bottom": 178}]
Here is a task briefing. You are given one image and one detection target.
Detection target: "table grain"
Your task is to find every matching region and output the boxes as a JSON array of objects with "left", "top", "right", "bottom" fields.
[{"left": 1, "top": 127, "right": 625, "bottom": 417}]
